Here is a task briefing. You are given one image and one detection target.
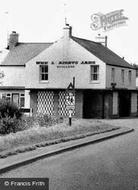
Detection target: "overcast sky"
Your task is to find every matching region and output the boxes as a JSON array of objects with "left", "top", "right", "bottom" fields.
[{"left": 0, "top": 0, "right": 137, "bottom": 64}]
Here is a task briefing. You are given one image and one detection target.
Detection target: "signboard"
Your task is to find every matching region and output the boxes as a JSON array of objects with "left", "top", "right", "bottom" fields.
[
  {"left": 66, "top": 78, "right": 75, "bottom": 126},
  {"left": 66, "top": 92, "right": 75, "bottom": 109},
  {"left": 66, "top": 81, "right": 75, "bottom": 110}
]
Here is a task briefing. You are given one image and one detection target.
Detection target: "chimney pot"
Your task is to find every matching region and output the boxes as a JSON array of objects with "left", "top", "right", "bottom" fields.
[
  {"left": 7, "top": 31, "right": 19, "bottom": 50},
  {"left": 63, "top": 24, "right": 72, "bottom": 38}
]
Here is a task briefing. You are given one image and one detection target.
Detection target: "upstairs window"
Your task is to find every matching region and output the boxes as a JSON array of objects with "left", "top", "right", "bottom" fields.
[
  {"left": 121, "top": 69, "right": 125, "bottom": 84},
  {"left": 111, "top": 68, "right": 115, "bottom": 82},
  {"left": 90, "top": 65, "right": 99, "bottom": 81},
  {"left": 39, "top": 63, "right": 48, "bottom": 81},
  {"left": 128, "top": 70, "right": 132, "bottom": 84}
]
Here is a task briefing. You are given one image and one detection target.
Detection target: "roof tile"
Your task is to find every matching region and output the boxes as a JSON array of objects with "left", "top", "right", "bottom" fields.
[
  {"left": 1, "top": 42, "right": 52, "bottom": 66},
  {"left": 71, "top": 36, "right": 134, "bottom": 69}
]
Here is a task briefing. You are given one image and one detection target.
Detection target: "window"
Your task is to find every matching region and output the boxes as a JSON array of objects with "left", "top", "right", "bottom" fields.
[
  {"left": 111, "top": 68, "right": 115, "bottom": 82},
  {"left": 128, "top": 70, "right": 132, "bottom": 84},
  {"left": 20, "top": 94, "right": 25, "bottom": 107},
  {"left": 2, "top": 93, "right": 25, "bottom": 108},
  {"left": 6, "top": 94, "right": 12, "bottom": 102},
  {"left": 12, "top": 93, "right": 19, "bottom": 106},
  {"left": 2, "top": 94, "right": 6, "bottom": 100},
  {"left": 90, "top": 65, "right": 99, "bottom": 81},
  {"left": 40, "top": 64, "right": 48, "bottom": 81},
  {"left": 1, "top": 93, "right": 11, "bottom": 101},
  {"left": 121, "top": 69, "right": 125, "bottom": 84}
]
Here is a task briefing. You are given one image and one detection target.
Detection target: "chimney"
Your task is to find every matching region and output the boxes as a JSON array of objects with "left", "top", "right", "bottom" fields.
[
  {"left": 7, "top": 31, "right": 19, "bottom": 50},
  {"left": 63, "top": 24, "right": 72, "bottom": 39}
]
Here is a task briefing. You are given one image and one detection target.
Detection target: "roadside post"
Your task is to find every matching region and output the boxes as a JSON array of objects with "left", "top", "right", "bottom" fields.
[
  {"left": 66, "top": 77, "right": 75, "bottom": 126},
  {"left": 69, "top": 109, "right": 72, "bottom": 126}
]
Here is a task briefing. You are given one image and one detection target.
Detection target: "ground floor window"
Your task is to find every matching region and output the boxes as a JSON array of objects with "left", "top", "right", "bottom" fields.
[
  {"left": 20, "top": 94, "right": 25, "bottom": 107},
  {"left": 2, "top": 93, "right": 12, "bottom": 102},
  {"left": 1, "top": 93, "right": 25, "bottom": 108}
]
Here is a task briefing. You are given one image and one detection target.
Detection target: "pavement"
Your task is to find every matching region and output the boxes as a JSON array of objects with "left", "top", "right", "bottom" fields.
[{"left": 0, "top": 126, "right": 134, "bottom": 174}]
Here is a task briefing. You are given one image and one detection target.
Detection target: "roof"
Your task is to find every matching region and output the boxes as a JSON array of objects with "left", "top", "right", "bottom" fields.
[
  {"left": 1, "top": 35, "right": 134, "bottom": 69},
  {"left": 1, "top": 42, "right": 53, "bottom": 66},
  {"left": 71, "top": 36, "right": 134, "bottom": 69}
]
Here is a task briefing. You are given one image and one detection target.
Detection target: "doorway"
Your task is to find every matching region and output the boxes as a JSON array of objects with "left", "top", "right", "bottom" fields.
[
  {"left": 83, "top": 91, "right": 103, "bottom": 118},
  {"left": 119, "top": 91, "right": 131, "bottom": 117}
]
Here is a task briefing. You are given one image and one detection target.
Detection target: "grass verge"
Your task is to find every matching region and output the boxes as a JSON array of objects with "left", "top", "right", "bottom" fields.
[{"left": 0, "top": 119, "right": 120, "bottom": 158}]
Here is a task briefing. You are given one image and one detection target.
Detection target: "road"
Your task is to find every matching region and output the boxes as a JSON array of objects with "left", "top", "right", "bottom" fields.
[{"left": 0, "top": 119, "right": 138, "bottom": 190}]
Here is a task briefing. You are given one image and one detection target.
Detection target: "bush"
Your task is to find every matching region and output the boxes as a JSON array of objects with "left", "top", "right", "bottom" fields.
[
  {"left": 0, "top": 115, "right": 19, "bottom": 134},
  {"left": 0, "top": 99, "right": 22, "bottom": 134},
  {"left": 0, "top": 99, "right": 22, "bottom": 119},
  {"left": 36, "top": 114, "right": 63, "bottom": 127},
  {"left": 18, "top": 116, "right": 36, "bottom": 131},
  {"left": 18, "top": 114, "right": 64, "bottom": 130},
  {"left": 0, "top": 99, "right": 64, "bottom": 134}
]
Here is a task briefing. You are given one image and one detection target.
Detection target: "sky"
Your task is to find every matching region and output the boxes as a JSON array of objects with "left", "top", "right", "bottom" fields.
[{"left": 0, "top": 0, "right": 138, "bottom": 64}]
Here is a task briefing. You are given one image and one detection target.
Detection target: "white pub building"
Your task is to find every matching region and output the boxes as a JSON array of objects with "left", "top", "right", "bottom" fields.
[{"left": 0, "top": 24, "right": 137, "bottom": 118}]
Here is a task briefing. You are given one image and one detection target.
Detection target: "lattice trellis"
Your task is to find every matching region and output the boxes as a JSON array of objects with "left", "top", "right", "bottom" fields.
[
  {"left": 37, "top": 91, "right": 54, "bottom": 115},
  {"left": 58, "top": 91, "right": 75, "bottom": 117}
]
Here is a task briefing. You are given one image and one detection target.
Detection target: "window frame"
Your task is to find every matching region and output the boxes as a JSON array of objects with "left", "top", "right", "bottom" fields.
[
  {"left": 128, "top": 70, "right": 132, "bottom": 84},
  {"left": 6, "top": 93, "right": 12, "bottom": 102},
  {"left": 90, "top": 65, "right": 99, "bottom": 82},
  {"left": 111, "top": 67, "right": 115, "bottom": 83},
  {"left": 20, "top": 93, "right": 25, "bottom": 108},
  {"left": 121, "top": 69, "right": 125, "bottom": 84},
  {"left": 1, "top": 93, "right": 25, "bottom": 108},
  {"left": 39, "top": 63, "right": 49, "bottom": 82}
]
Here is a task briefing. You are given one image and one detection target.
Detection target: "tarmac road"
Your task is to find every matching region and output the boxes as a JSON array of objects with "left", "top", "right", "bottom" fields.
[{"left": 0, "top": 118, "right": 138, "bottom": 190}]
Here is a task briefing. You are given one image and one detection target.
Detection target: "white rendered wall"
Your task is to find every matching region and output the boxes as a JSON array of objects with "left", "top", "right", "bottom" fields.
[
  {"left": 106, "top": 65, "right": 136, "bottom": 89},
  {"left": 25, "top": 37, "right": 106, "bottom": 89}
]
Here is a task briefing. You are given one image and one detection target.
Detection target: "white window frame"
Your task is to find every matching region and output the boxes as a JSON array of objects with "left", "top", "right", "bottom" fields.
[
  {"left": 1, "top": 93, "right": 25, "bottom": 108},
  {"left": 5, "top": 93, "right": 12, "bottom": 102},
  {"left": 39, "top": 63, "right": 48, "bottom": 82},
  {"left": 90, "top": 65, "right": 99, "bottom": 82}
]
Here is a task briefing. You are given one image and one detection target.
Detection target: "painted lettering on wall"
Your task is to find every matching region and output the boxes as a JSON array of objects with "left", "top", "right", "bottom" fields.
[
  {"left": 36, "top": 61, "right": 96, "bottom": 68},
  {"left": 81, "top": 61, "right": 95, "bottom": 64},
  {"left": 57, "top": 61, "right": 78, "bottom": 68},
  {"left": 56, "top": 61, "right": 95, "bottom": 68},
  {"left": 59, "top": 61, "right": 78, "bottom": 65}
]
